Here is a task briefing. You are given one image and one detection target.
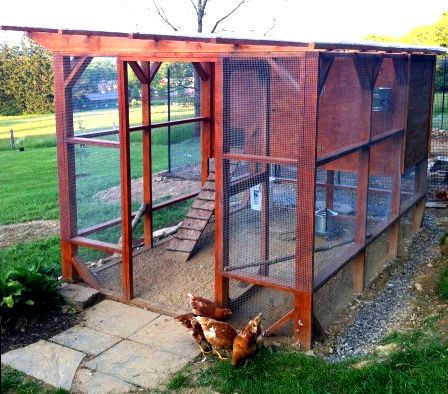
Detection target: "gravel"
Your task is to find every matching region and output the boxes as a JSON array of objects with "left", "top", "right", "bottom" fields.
[{"left": 326, "top": 212, "right": 443, "bottom": 362}]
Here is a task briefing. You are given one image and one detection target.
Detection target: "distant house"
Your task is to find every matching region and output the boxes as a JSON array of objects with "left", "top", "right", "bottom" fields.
[{"left": 83, "top": 92, "right": 118, "bottom": 109}]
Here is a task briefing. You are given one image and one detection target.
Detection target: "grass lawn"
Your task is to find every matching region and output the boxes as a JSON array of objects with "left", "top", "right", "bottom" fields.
[{"left": 1, "top": 366, "right": 68, "bottom": 394}]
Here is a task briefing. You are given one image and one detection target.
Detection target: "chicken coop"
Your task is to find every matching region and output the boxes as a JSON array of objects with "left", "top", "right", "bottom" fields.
[{"left": 3, "top": 25, "right": 445, "bottom": 350}]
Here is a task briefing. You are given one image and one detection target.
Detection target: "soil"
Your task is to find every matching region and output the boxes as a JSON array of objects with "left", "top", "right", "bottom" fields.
[
  {"left": 0, "top": 220, "right": 60, "bottom": 248},
  {"left": 1, "top": 307, "right": 81, "bottom": 354},
  {"left": 94, "top": 173, "right": 200, "bottom": 205}
]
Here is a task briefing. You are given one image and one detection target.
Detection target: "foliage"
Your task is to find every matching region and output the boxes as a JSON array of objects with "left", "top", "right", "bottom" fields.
[
  {"left": 365, "top": 10, "right": 448, "bottom": 47},
  {"left": 0, "top": 238, "right": 61, "bottom": 276},
  {"left": 1, "top": 365, "right": 68, "bottom": 394},
  {"left": 437, "top": 264, "right": 448, "bottom": 301},
  {"left": 0, "top": 262, "right": 60, "bottom": 321},
  {"left": 0, "top": 35, "right": 54, "bottom": 116}
]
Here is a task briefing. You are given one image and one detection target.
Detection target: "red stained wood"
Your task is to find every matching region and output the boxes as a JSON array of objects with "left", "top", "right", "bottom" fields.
[
  {"left": 355, "top": 149, "right": 369, "bottom": 245},
  {"left": 152, "top": 192, "right": 199, "bottom": 211},
  {"left": 54, "top": 55, "right": 77, "bottom": 281},
  {"left": 293, "top": 292, "right": 313, "bottom": 350},
  {"left": 352, "top": 252, "right": 365, "bottom": 293},
  {"left": 141, "top": 61, "right": 153, "bottom": 248},
  {"left": 117, "top": 59, "right": 133, "bottom": 301},
  {"left": 72, "top": 256, "right": 101, "bottom": 289},
  {"left": 71, "top": 236, "right": 122, "bottom": 254},
  {"left": 265, "top": 309, "right": 294, "bottom": 336},
  {"left": 192, "top": 62, "right": 209, "bottom": 81},
  {"left": 149, "top": 62, "right": 162, "bottom": 82},
  {"left": 128, "top": 61, "right": 149, "bottom": 84},
  {"left": 151, "top": 116, "right": 208, "bottom": 129},
  {"left": 66, "top": 137, "right": 120, "bottom": 148},
  {"left": 201, "top": 63, "right": 213, "bottom": 184},
  {"left": 64, "top": 56, "right": 92, "bottom": 89}
]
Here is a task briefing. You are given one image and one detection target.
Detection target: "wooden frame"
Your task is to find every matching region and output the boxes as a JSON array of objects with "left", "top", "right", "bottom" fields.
[{"left": 17, "top": 26, "right": 441, "bottom": 352}]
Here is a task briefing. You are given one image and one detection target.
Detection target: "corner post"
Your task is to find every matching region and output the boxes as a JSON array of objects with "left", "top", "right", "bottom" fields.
[
  {"left": 117, "top": 59, "right": 133, "bottom": 301},
  {"left": 54, "top": 54, "right": 79, "bottom": 281}
]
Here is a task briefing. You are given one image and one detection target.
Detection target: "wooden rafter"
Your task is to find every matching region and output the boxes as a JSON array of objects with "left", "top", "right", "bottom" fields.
[
  {"left": 149, "top": 62, "right": 162, "bottom": 82},
  {"left": 192, "top": 62, "right": 209, "bottom": 81},
  {"left": 64, "top": 56, "right": 92, "bottom": 89},
  {"left": 129, "top": 61, "right": 149, "bottom": 84}
]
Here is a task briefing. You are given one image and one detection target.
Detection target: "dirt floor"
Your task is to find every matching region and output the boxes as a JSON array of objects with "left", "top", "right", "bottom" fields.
[
  {"left": 0, "top": 220, "right": 60, "bottom": 248},
  {"left": 94, "top": 173, "right": 200, "bottom": 204}
]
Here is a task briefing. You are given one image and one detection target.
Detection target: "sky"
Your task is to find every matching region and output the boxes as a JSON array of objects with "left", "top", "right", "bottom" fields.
[{"left": 0, "top": 0, "right": 447, "bottom": 44}]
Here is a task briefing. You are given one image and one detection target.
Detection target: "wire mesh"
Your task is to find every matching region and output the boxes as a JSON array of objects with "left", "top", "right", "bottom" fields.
[
  {"left": 224, "top": 160, "right": 297, "bottom": 289},
  {"left": 317, "top": 55, "right": 370, "bottom": 158},
  {"left": 371, "top": 57, "right": 407, "bottom": 138},
  {"left": 72, "top": 57, "right": 119, "bottom": 137},
  {"left": 314, "top": 153, "right": 359, "bottom": 278},
  {"left": 400, "top": 165, "right": 416, "bottom": 211}
]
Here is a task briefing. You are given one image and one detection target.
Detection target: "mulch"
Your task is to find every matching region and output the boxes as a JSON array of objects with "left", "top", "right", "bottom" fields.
[{"left": 1, "top": 307, "right": 81, "bottom": 354}]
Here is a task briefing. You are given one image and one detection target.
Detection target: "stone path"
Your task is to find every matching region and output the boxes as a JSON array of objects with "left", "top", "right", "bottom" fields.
[{"left": 2, "top": 299, "right": 199, "bottom": 393}]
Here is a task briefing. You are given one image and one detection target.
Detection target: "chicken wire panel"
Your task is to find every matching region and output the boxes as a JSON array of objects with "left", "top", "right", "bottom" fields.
[
  {"left": 151, "top": 63, "right": 199, "bottom": 124},
  {"left": 366, "top": 140, "right": 395, "bottom": 238},
  {"left": 127, "top": 64, "right": 143, "bottom": 128},
  {"left": 74, "top": 144, "right": 121, "bottom": 233},
  {"left": 72, "top": 57, "right": 120, "bottom": 137},
  {"left": 229, "top": 279, "right": 294, "bottom": 335},
  {"left": 317, "top": 54, "right": 371, "bottom": 159},
  {"left": 223, "top": 56, "right": 305, "bottom": 158},
  {"left": 400, "top": 165, "right": 416, "bottom": 211},
  {"left": 224, "top": 159, "right": 298, "bottom": 289},
  {"left": 371, "top": 57, "right": 407, "bottom": 138},
  {"left": 314, "top": 152, "right": 359, "bottom": 278},
  {"left": 129, "top": 132, "right": 144, "bottom": 242},
  {"left": 432, "top": 55, "right": 447, "bottom": 131}
]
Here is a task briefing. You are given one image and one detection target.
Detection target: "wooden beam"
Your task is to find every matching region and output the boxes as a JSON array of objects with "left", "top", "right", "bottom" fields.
[
  {"left": 389, "top": 136, "right": 402, "bottom": 257},
  {"left": 352, "top": 251, "right": 365, "bottom": 293},
  {"left": 192, "top": 62, "right": 209, "bottom": 81},
  {"left": 214, "top": 59, "right": 229, "bottom": 308},
  {"left": 71, "top": 236, "right": 122, "bottom": 254},
  {"left": 72, "top": 256, "right": 101, "bottom": 289},
  {"left": 265, "top": 309, "right": 294, "bottom": 336},
  {"left": 200, "top": 62, "right": 213, "bottom": 184},
  {"left": 64, "top": 56, "right": 92, "bottom": 89},
  {"left": 149, "top": 62, "right": 162, "bottom": 83},
  {"left": 54, "top": 54, "right": 78, "bottom": 281},
  {"left": 141, "top": 61, "right": 153, "bottom": 248},
  {"left": 151, "top": 116, "right": 208, "bottom": 129},
  {"left": 293, "top": 52, "right": 319, "bottom": 350},
  {"left": 66, "top": 137, "right": 120, "bottom": 148},
  {"left": 118, "top": 59, "right": 133, "bottom": 301},
  {"left": 128, "top": 61, "right": 149, "bottom": 84},
  {"left": 152, "top": 191, "right": 199, "bottom": 211}
]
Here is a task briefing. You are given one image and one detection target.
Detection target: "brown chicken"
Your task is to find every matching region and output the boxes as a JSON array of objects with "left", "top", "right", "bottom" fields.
[
  {"left": 232, "top": 313, "right": 262, "bottom": 368},
  {"left": 188, "top": 293, "right": 232, "bottom": 321},
  {"left": 174, "top": 313, "right": 211, "bottom": 355},
  {"left": 195, "top": 316, "right": 237, "bottom": 360}
]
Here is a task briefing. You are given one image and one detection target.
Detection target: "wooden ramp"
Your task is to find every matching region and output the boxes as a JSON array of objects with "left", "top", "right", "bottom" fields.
[{"left": 166, "top": 171, "right": 215, "bottom": 261}]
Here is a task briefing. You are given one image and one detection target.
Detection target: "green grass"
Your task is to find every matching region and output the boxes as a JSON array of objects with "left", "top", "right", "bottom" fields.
[
  {"left": 170, "top": 337, "right": 448, "bottom": 394},
  {"left": 0, "top": 104, "right": 194, "bottom": 150},
  {"left": 437, "top": 265, "right": 448, "bottom": 302},
  {"left": 0, "top": 237, "right": 61, "bottom": 276},
  {"left": 1, "top": 366, "right": 68, "bottom": 394}
]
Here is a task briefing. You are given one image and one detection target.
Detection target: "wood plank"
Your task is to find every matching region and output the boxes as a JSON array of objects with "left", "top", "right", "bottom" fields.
[
  {"left": 64, "top": 56, "right": 92, "bottom": 89},
  {"left": 54, "top": 55, "right": 78, "bottom": 281},
  {"left": 186, "top": 209, "right": 213, "bottom": 220},
  {"left": 192, "top": 62, "right": 209, "bottom": 81},
  {"left": 141, "top": 61, "right": 153, "bottom": 247},
  {"left": 166, "top": 238, "right": 197, "bottom": 253},
  {"left": 128, "top": 61, "right": 149, "bottom": 84},
  {"left": 152, "top": 192, "right": 199, "bottom": 211},
  {"left": 201, "top": 63, "right": 214, "bottom": 183},
  {"left": 198, "top": 190, "right": 215, "bottom": 201},
  {"left": 191, "top": 198, "right": 215, "bottom": 211},
  {"left": 66, "top": 137, "right": 120, "bottom": 148},
  {"left": 223, "top": 152, "right": 298, "bottom": 166},
  {"left": 71, "top": 236, "right": 122, "bottom": 254},
  {"left": 265, "top": 309, "right": 294, "bottom": 336},
  {"left": 118, "top": 59, "right": 133, "bottom": 301},
  {"left": 148, "top": 62, "right": 162, "bottom": 82},
  {"left": 202, "top": 180, "right": 215, "bottom": 191},
  {"left": 151, "top": 116, "right": 208, "bottom": 129},
  {"left": 72, "top": 256, "right": 101, "bottom": 290},
  {"left": 180, "top": 217, "right": 208, "bottom": 231},
  {"left": 176, "top": 228, "right": 202, "bottom": 240},
  {"left": 352, "top": 252, "right": 365, "bottom": 293}
]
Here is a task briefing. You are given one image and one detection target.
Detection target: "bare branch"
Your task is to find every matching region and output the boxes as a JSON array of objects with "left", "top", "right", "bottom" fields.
[
  {"left": 190, "top": 0, "right": 199, "bottom": 14},
  {"left": 263, "top": 18, "right": 277, "bottom": 37},
  {"left": 210, "top": 0, "right": 248, "bottom": 34},
  {"left": 153, "top": 0, "right": 179, "bottom": 32}
]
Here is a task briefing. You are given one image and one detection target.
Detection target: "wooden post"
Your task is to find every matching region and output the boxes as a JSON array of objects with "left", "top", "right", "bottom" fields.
[
  {"left": 326, "top": 170, "right": 334, "bottom": 209},
  {"left": 117, "top": 59, "right": 133, "bottom": 301},
  {"left": 201, "top": 62, "right": 214, "bottom": 185},
  {"left": 389, "top": 136, "right": 402, "bottom": 257},
  {"left": 54, "top": 55, "right": 79, "bottom": 281},
  {"left": 293, "top": 52, "right": 319, "bottom": 350},
  {"left": 214, "top": 60, "right": 229, "bottom": 307},
  {"left": 141, "top": 61, "right": 153, "bottom": 247},
  {"left": 352, "top": 148, "right": 370, "bottom": 293}
]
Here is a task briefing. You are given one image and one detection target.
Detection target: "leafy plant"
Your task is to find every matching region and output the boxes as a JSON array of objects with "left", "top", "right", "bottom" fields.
[{"left": 0, "top": 262, "right": 60, "bottom": 322}]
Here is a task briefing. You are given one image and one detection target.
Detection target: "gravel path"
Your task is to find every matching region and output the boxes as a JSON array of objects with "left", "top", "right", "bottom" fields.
[{"left": 327, "top": 212, "right": 443, "bottom": 362}]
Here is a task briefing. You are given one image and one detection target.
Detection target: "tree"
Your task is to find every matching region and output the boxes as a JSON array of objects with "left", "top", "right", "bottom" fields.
[
  {"left": 0, "top": 36, "right": 54, "bottom": 115},
  {"left": 152, "top": 0, "right": 249, "bottom": 135}
]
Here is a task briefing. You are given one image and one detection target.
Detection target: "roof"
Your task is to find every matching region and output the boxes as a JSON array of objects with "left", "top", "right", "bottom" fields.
[
  {"left": 1, "top": 25, "right": 446, "bottom": 55},
  {"left": 85, "top": 92, "right": 118, "bottom": 101}
]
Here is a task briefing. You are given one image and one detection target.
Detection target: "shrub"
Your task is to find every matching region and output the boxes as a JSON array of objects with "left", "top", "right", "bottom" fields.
[
  {"left": 0, "top": 262, "right": 60, "bottom": 323},
  {"left": 437, "top": 265, "right": 448, "bottom": 302}
]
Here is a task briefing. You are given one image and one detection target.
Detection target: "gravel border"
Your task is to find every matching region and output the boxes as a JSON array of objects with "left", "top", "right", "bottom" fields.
[{"left": 326, "top": 212, "right": 443, "bottom": 362}]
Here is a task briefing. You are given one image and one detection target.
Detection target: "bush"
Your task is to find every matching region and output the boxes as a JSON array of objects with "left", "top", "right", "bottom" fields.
[
  {"left": 0, "top": 262, "right": 60, "bottom": 323},
  {"left": 437, "top": 265, "right": 448, "bottom": 302}
]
